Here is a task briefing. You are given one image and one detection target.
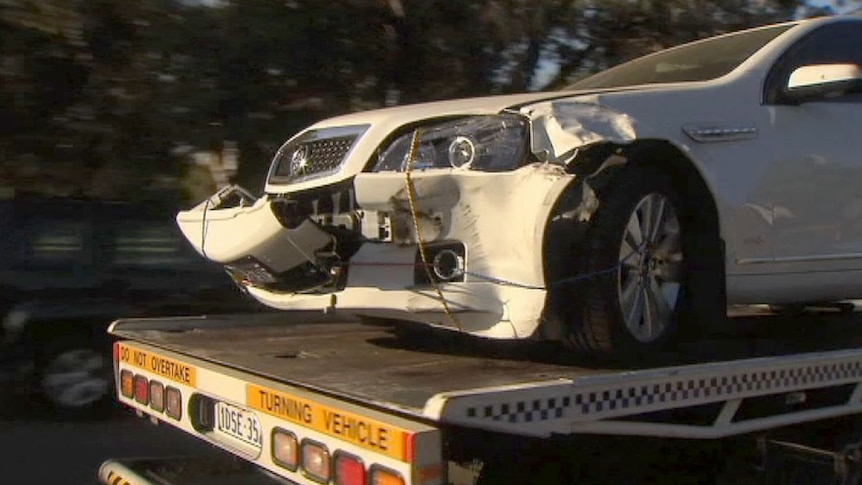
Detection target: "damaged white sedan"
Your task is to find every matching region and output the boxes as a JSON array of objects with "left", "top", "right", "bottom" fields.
[{"left": 178, "top": 16, "right": 862, "bottom": 358}]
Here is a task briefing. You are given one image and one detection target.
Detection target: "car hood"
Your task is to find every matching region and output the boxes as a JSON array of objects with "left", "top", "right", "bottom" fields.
[
  {"left": 309, "top": 92, "right": 567, "bottom": 129},
  {"left": 264, "top": 85, "right": 678, "bottom": 194},
  {"left": 265, "top": 92, "right": 576, "bottom": 193}
]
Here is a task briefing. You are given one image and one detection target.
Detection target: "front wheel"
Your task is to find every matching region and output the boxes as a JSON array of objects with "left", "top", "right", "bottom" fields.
[{"left": 563, "top": 167, "right": 718, "bottom": 359}]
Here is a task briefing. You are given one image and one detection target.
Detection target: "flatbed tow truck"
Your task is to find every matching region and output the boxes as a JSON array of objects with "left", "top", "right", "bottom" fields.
[{"left": 99, "top": 306, "right": 862, "bottom": 484}]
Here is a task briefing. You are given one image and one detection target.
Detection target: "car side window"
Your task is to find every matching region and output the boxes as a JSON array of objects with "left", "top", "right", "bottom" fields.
[
  {"left": 111, "top": 221, "right": 199, "bottom": 268},
  {"left": 765, "top": 21, "right": 862, "bottom": 104},
  {"left": 16, "top": 218, "right": 88, "bottom": 267}
]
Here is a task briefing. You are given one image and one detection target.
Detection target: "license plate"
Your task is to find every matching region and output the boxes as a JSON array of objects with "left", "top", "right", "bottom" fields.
[{"left": 214, "top": 401, "right": 263, "bottom": 449}]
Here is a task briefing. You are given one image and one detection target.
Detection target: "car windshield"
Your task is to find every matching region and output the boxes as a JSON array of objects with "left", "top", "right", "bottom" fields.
[{"left": 566, "top": 23, "right": 795, "bottom": 90}]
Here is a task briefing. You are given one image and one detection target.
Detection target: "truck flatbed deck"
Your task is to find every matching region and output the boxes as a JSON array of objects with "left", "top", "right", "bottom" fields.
[
  {"left": 105, "top": 307, "right": 862, "bottom": 484},
  {"left": 113, "top": 313, "right": 614, "bottom": 415},
  {"left": 111, "top": 307, "right": 862, "bottom": 439}
]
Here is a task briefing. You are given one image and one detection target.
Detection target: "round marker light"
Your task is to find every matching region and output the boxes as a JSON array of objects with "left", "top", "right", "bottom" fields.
[
  {"left": 149, "top": 381, "right": 165, "bottom": 412},
  {"left": 120, "top": 370, "right": 134, "bottom": 398},
  {"left": 301, "top": 439, "right": 331, "bottom": 483},
  {"left": 272, "top": 429, "right": 299, "bottom": 471},
  {"left": 165, "top": 386, "right": 182, "bottom": 420},
  {"left": 447, "top": 136, "right": 475, "bottom": 168},
  {"left": 334, "top": 452, "right": 366, "bottom": 485},
  {"left": 370, "top": 466, "right": 405, "bottom": 485},
  {"left": 134, "top": 375, "right": 149, "bottom": 405}
]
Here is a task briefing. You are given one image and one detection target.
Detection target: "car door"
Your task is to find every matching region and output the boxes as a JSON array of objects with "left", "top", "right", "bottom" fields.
[
  {"left": 103, "top": 204, "right": 245, "bottom": 315},
  {"left": 4, "top": 200, "right": 98, "bottom": 295},
  {"left": 758, "top": 20, "right": 862, "bottom": 270}
]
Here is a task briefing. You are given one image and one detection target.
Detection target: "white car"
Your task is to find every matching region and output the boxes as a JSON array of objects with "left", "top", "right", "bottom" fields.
[{"left": 178, "top": 15, "right": 862, "bottom": 358}]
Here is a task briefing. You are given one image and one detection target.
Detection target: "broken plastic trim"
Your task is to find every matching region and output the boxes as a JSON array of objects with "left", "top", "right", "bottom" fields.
[
  {"left": 226, "top": 256, "right": 340, "bottom": 294},
  {"left": 525, "top": 99, "right": 637, "bottom": 165}
]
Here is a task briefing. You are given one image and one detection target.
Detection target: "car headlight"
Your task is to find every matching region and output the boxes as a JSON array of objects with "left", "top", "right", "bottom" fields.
[{"left": 373, "top": 114, "right": 529, "bottom": 173}]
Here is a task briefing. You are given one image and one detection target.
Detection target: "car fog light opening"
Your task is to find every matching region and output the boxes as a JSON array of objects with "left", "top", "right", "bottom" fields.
[
  {"left": 334, "top": 451, "right": 366, "bottom": 485},
  {"left": 120, "top": 370, "right": 134, "bottom": 398},
  {"left": 165, "top": 386, "right": 183, "bottom": 420},
  {"left": 370, "top": 465, "right": 405, "bottom": 485},
  {"left": 301, "top": 439, "right": 331, "bottom": 483},
  {"left": 272, "top": 428, "right": 299, "bottom": 471},
  {"left": 416, "top": 243, "right": 466, "bottom": 284},
  {"left": 432, "top": 249, "right": 465, "bottom": 281},
  {"left": 149, "top": 381, "right": 165, "bottom": 412},
  {"left": 134, "top": 375, "right": 149, "bottom": 405}
]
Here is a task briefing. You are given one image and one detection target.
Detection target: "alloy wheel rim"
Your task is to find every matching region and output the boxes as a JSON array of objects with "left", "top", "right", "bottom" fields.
[{"left": 617, "top": 193, "right": 684, "bottom": 343}]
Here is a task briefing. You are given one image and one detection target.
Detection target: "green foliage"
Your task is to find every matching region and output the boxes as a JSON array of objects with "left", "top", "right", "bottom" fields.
[{"left": 0, "top": 0, "right": 807, "bottom": 202}]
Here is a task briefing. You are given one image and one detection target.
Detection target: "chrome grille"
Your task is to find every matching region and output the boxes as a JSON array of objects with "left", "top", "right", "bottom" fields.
[{"left": 269, "top": 125, "right": 368, "bottom": 184}]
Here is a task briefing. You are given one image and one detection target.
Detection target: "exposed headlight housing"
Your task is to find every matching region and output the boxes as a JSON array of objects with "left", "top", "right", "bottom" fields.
[{"left": 373, "top": 114, "right": 529, "bottom": 172}]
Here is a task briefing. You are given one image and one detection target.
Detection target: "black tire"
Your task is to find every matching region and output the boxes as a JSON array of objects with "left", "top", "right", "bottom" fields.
[
  {"left": 563, "top": 166, "right": 721, "bottom": 359},
  {"left": 35, "top": 338, "right": 114, "bottom": 418}
]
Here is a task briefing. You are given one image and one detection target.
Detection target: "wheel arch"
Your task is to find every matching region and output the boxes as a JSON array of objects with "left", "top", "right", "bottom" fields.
[
  {"left": 538, "top": 138, "right": 727, "bottom": 340},
  {"left": 623, "top": 139, "right": 723, "bottom": 240}
]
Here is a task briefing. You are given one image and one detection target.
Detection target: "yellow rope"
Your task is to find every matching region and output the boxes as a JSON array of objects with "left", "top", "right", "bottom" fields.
[{"left": 405, "top": 129, "right": 464, "bottom": 332}]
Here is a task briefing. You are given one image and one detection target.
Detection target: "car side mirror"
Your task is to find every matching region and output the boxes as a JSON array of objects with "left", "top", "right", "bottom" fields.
[{"left": 781, "top": 63, "right": 862, "bottom": 105}]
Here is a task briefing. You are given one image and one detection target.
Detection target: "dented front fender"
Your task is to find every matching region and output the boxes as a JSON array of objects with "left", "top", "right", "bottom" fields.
[{"left": 524, "top": 97, "right": 639, "bottom": 165}]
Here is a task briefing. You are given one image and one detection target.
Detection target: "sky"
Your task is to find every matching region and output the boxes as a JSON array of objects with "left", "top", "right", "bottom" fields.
[{"left": 807, "top": 0, "right": 861, "bottom": 13}]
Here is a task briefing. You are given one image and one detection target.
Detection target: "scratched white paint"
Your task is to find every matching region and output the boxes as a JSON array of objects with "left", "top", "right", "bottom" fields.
[{"left": 177, "top": 16, "right": 862, "bottom": 340}]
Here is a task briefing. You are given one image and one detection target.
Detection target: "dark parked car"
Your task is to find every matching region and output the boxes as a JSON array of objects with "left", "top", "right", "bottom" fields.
[{"left": 0, "top": 195, "right": 260, "bottom": 416}]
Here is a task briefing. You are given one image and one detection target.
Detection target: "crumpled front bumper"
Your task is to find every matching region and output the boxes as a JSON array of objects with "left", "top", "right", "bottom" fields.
[
  {"left": 245, "top": 241, "right": 550, "bottom": 338},
  {"left": 174, "top": 194, "right": 550, "bottom": 337},
  {"left": 176, "top": 196, "right": 334, "bottom": 287},
  {"left": 248, "top": 283, "right": 548, "bottom": 338},
  {"left": 176, "top": 164, "right": 579, "bottom": 339}
]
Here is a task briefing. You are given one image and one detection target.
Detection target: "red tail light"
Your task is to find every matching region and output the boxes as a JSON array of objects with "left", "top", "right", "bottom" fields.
[
  {"left": 134, "top": 375, "right": 149, "bottom": 404},
  {"left": 334, "top": 452, "right": 366, "bottom": 485}
]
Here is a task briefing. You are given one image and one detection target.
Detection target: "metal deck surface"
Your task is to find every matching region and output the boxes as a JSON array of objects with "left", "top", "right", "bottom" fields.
[{"left": 110, "top": 306, "right": 862, "bottom": 416}]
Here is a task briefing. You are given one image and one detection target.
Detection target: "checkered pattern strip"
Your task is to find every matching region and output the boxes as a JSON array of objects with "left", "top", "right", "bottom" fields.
[
  {"left": 577, "top": 362, "right": 862, "bottom": 415},
  {"left": 463, "top": 361, "right": 862, "bottom": 424},
  {"left": 466, "top": 396, "right": 573, "bottom": 423}
]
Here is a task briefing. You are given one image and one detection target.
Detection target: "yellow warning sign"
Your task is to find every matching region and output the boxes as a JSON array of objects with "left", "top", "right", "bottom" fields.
[
  {"left": 247, "top": 383, "right": 411, "bottom": 462},
  {"left": 118, "top": 343, "right": 197, "bottom": 387}
]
